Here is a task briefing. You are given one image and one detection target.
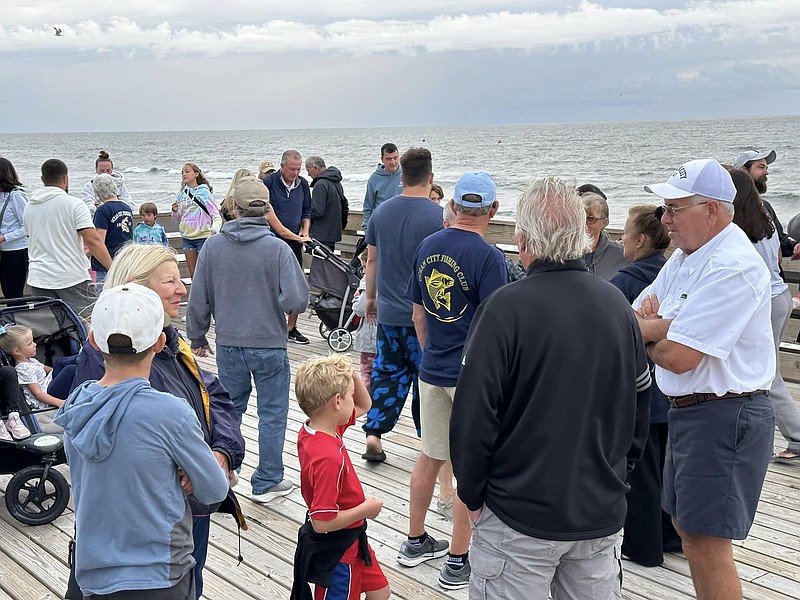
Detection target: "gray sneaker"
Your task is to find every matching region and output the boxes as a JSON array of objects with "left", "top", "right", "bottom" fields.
[
  {"left": 438, "top": 560, "right": 471, "bottom": 590},
  {"left": 250, "top": 479, "right": 294, "bottom": 503},
  {"left": 397, "top": 535, "right": 449, "bottom": 567}
]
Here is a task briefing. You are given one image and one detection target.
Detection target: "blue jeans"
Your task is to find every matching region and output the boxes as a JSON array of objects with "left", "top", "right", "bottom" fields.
[{"left": 216, "top": 345, "right": 290, "bottom": 495}]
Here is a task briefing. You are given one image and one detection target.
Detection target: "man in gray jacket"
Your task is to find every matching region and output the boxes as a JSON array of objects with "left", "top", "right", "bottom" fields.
[{"left": 187, "top": 176, "right": 309, "bottom": 504}]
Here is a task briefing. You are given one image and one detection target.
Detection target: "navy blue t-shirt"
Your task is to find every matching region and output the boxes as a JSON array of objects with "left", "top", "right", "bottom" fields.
[
  {"left": 409, "top": 227, "right": 508, "bottom": 386},
  {"left": 366, "top": 195, "right": 443, "bottom": 327},
  {"left": 92, "top": 200, "right": 133, "bottom": 272}
]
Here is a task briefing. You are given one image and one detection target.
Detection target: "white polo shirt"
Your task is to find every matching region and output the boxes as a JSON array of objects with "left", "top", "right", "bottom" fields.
[{"left": 633, "top": 223, "right": 774, "bottom": 397}]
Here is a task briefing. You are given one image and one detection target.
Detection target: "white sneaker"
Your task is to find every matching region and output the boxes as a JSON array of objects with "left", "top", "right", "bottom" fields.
[
  {"left": 250, "top": 479, "right": 294, "bottom": 503},
  {"left": 5, "top": 412, "right": 31, "bottom": 440},
  {"left": 0, "top": 420, "right": 12, "bottom": 442}
]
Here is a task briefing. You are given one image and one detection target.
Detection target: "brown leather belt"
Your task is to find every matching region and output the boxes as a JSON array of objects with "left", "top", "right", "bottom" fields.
[{"left": 668, "top": 390, "right": 766, "bottom": 409}]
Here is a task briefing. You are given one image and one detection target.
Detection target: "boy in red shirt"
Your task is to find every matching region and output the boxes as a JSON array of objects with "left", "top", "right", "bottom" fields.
[{"left": 292, "top": 356, "right": 390, "bottom": 600}]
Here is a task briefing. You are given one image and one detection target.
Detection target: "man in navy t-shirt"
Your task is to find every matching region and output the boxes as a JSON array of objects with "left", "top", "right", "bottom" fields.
[
  {"left": 362, "top": 147, "right": 443, "bottom": 461},
  {"left": 398, "top": 172, "right": 508, "bottom": 588}
]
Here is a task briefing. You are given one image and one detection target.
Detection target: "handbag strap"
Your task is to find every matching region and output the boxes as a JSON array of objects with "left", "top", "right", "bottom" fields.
[
  {"left": 186, "top": 188, "right": 211, "bottom": 217},
  {"left": 0, "top": 190, "right": 14, "bottom": 228}
]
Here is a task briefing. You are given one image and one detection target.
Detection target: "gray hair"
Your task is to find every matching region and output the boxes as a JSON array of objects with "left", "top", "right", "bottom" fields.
[
  {"left": 92, "top": 173, "right": 118, "bottom": 200},
  {"left": 443, "top": 201, "right": 456, "bottom": 226},
  {"left": 235, "top": 204, "right": 268, "bottom": 218},
  {"left": 281, "top": 149, "right": 302, "bottom": 165},
  {"left": 306, "top": 156, "right": 325, "bottom": 170},
  {"left": 516, "top": 177, "right": 591, "bottom": 263},
  {"left": 582, "top": 193, "right": 609, "bottom": 219},
  {"left": 454, "top": 195, "right": 494, "bottom": 217}
]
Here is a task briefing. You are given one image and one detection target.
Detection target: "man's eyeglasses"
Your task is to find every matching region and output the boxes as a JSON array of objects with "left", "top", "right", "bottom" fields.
[
  {"left": 660, "top": 201, "right": 709, "bottom": 216},
  {"left": 585, "top": 215, "right": 606, "bottom": 224}
]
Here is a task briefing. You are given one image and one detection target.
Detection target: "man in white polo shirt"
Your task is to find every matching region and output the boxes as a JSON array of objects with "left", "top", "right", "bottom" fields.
[{"left": 634, "top": 158, "right": 774, "bottom": 600}]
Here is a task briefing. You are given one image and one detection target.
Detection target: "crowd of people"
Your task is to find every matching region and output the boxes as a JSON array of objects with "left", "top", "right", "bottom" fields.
[{"left": 0, "top": 142, "right": 796, "bottom": 600}]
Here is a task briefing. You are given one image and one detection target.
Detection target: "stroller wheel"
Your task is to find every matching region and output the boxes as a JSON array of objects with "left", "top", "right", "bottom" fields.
[
  {"left": 327, "top": 328, "right": 353, "bottom": 353},
  {"left": 5, "top": 464, "right": 70, "bottom": 526},
  {"left": 319, "top": 322, "right": 331, "bottom": 339}
]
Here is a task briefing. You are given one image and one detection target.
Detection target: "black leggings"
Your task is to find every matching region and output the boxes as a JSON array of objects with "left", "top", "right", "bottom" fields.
[
  {"left": 0, "top": 365, "right": 25, "bottom": 415},
  {"left": 0, "top": 248, "right": 28, "bottom": 299}
]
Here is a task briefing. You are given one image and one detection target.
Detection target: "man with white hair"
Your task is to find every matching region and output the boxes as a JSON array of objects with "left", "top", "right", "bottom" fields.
[
  {"left": 635, "top": 158, "right": 775, "bottom": 600},
  {"left": 451, "top": 176, "right": 650, "bottom": 599}
]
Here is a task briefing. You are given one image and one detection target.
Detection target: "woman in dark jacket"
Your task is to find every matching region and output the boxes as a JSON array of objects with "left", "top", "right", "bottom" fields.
[
  {"left": 582, "top": 192, "right": 628, "bottom": 280},
  {"left": 610, "top": 204, "right": 680, "bottom": 567},
  {"left": 70, "top": 243, "right": 246, "bottom": 599}
]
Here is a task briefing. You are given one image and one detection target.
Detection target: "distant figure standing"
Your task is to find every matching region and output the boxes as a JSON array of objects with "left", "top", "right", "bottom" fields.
[
  {"left": 263, "top": 150, "right": 313, "bottom": 344},
  {"left": 362, "top": 143, "right": 403, "bottom": 229},
  {"left": 581, "top": 192, "right": 628, "bottom": 279},
  {"left": 91, "top": 173, "right": 133, "bottom": 286},
  {"left": 171, "top": 163, "right": 221, "bottom": 278},
  {"left": 81, "top": 150, "right": 133, "bottom": 215},
  {"left": 258, "top": 159, "right": 277, "bottom": 179},
  {"left": 429, "top": 184, "right": 444, "bottom": 205},
  {"left": 0, "top": 157, "right": 29, "bottom": 298},
  {"left": 306, "top": 156, "right": 347, "bottom": 250},
  {"left": 451, "top": 176, "right": 650, "bottom": 599},
  {"left": 362, "top": 147, "right": 442, "bottom": 462},
  {"left": 611, "top": 204, "right": 680, "bottom": 567},
  {"left": 635, "top": 159, "right": 774, "bottom": 600},
  {"left": 25, "top": 159, "right": 112, "bottom": 316}
]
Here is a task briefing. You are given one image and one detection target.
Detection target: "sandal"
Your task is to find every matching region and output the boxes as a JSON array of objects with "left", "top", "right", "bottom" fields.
[{"left": 772, "top": 451, "right": 800, "bottom": 462}]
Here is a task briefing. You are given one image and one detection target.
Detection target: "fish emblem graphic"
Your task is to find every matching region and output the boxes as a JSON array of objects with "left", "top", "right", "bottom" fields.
[{"left": 425, "top": 268, "right": 454, "bottom": 311}]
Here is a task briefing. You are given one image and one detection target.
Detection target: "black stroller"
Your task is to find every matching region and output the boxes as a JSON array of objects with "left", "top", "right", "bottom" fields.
[
  {"left": 308, "top": 239, "right": 365, "bottom": 352},
  {"left": 0, "top": 296, "right": 87, "bottom": 525}
]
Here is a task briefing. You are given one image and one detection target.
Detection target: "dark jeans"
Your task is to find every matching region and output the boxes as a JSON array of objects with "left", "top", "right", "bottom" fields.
[
  {"left": 0, "top": 248, "right": 28, "bottom": 299},
  {"left": 0, "top": 365, "right": 24, "bottom": 415}
]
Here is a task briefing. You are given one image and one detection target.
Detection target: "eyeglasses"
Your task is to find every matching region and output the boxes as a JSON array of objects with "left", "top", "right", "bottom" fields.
[
  {"left": 585, "top": 215, "right": 606, "bottom": 224},
  {"left": 660, "top": 201, "right": 709, "bottom": 216}
]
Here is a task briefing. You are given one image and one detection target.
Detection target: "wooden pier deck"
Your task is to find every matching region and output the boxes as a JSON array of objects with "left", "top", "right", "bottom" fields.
[{"left": 2, "top": 310, "right": 800, "bottom": 599}]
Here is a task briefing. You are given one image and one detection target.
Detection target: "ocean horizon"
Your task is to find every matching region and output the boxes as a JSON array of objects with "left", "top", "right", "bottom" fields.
[{"left": 2, "top": 115, "right": 798, "bottom": 228}]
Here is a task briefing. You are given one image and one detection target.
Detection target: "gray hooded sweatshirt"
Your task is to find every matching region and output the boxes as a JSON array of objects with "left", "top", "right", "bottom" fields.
[{"left": 186, "top": 216, "right": 310, "bottom": 349}]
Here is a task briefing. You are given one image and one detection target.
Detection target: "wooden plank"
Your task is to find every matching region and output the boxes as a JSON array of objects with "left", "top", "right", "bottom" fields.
[{"left": 0, "top": 547, "right": 54, "bottom": 600}]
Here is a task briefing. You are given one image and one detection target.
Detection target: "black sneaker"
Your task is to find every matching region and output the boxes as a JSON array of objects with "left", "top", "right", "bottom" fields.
[{"left": 288, "top": 328, "right": 310, "bottom": 344}]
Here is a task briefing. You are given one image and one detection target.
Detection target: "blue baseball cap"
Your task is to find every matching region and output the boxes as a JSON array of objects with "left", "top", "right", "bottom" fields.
[{"left": 454, "top": 172, "right": 497, "bottom": 208}]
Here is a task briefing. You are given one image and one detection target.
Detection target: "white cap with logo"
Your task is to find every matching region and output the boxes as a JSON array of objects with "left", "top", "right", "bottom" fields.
[
  {"left": 91, "top": 283, "right": 165, "bottom": 355},
  {"left": 644, "top": 158, "right": 736, "bottom": 203}
]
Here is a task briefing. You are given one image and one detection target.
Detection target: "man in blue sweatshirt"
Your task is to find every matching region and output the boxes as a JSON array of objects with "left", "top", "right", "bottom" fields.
[
  {"left": 362, "top": 143, "right": 403, "bottom": 229},
  {"left": 56, "top": 283, "right": 229, "bottom": 599},
  {"left": 187, "top": 176, "right": 310, "bottom": 505}
]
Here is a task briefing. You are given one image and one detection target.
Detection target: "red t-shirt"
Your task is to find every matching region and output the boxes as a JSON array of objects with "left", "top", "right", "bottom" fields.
[{"left": 298, "top": 410, "right": 365, "bottom": 563}]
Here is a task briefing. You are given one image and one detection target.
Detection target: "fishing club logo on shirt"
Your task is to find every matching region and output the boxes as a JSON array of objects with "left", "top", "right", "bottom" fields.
[{"left": 418, "top": 254, "right": 469, "bottom": 323}]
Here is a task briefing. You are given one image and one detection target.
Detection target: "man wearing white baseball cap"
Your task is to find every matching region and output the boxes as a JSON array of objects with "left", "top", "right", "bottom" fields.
[
  {"left": 633, "top": 158, "right": 775, "bottom": 600},
  {"left": 733, "top": 149, "right": 800, "bottom": 260},
  {"left": 55, "top": 283, "right": 229, "bottom": 598}
]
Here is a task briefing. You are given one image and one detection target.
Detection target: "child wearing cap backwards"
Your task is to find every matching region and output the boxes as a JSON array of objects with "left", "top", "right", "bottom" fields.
[
  {"left": 55, "top": 283, "right": 229, "bottom": 599},
  {"left": 291, "top": 355, "right": 390, "bottom": 600}
]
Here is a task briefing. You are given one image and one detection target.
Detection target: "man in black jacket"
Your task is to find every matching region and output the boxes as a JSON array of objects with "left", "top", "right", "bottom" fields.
[
  {"left": 450, "top": 176, "right": 651, "bottom": 599},
  {"left": 306, "top": 156, "right": 346, "bottom": 250}
]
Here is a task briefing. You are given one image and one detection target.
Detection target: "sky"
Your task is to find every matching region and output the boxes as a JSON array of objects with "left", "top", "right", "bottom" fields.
[{"left": 1, "top": 1, "right": 799, "bottom": 132}]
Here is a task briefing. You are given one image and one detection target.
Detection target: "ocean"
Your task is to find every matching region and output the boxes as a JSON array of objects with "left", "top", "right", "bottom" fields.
[{"left": 2, "top": 115, "right": 798, "bottom": 228}]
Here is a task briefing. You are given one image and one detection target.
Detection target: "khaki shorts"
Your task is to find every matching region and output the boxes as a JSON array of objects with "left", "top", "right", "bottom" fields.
[{"left": 419, "top": 380, "right": 456, "bottom": 461}]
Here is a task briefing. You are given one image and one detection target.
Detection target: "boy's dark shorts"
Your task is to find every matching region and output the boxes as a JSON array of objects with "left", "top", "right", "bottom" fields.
[{"left": 662, "top": 392, "right": 774, "bottom": 539}]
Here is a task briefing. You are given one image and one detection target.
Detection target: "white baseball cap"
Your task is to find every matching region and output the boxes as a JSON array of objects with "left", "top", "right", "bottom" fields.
[
  {"left": 644, "top": 158, "right": 735, "bottom": 203},
  {"left": 732, "top": 149, "right": 776, "bottom": 169},
  {"left": 91, "top": 283, "right": 165, "bottom": 354}
]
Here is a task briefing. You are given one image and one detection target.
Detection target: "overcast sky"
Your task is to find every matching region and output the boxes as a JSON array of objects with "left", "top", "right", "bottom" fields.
[{"left": 1, "top": 1, "right": 799, "bottom": 132}]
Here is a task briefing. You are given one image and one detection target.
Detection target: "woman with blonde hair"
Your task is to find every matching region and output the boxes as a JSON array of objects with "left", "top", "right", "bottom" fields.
[
  {"left": 220, "top": 168, "right": 310, "bottom": 243},
  {"left": 69, "top": 243, "right": 245, "bottom": 599}
]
